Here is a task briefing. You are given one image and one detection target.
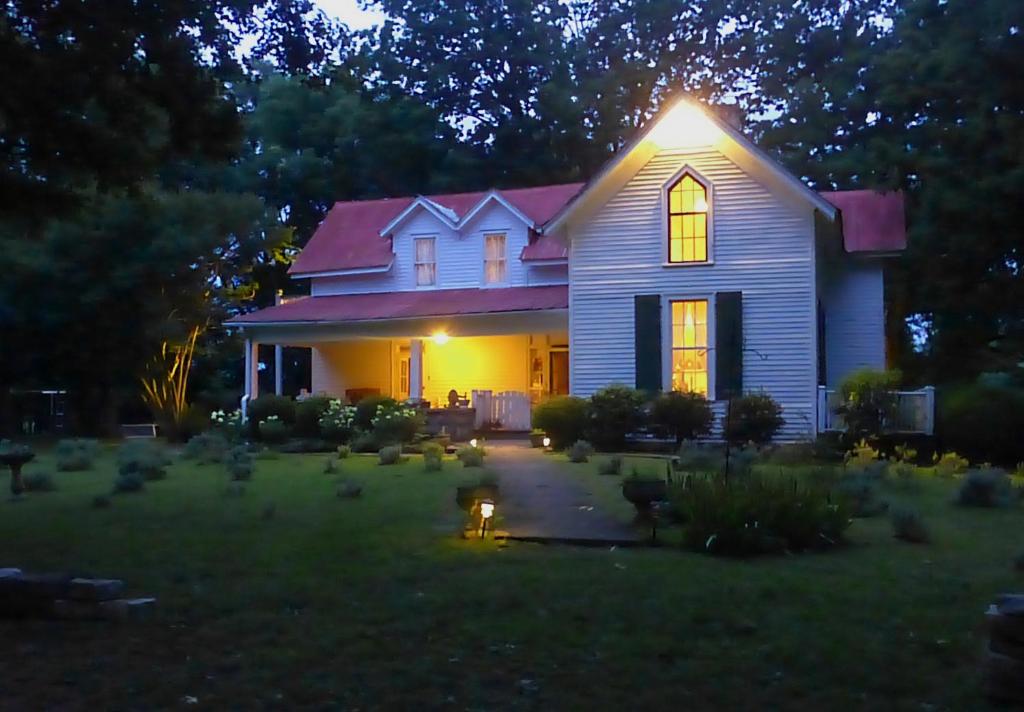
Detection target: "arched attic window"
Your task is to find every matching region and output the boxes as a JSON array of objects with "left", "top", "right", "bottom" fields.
[{"left": 667, "top": 173, "right": 709, "bottom": 263}]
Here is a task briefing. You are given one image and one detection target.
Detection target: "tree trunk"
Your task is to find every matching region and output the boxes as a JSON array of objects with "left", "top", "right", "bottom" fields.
[{"left": 9, "top": 463, "right": 24, "bottom": 497}]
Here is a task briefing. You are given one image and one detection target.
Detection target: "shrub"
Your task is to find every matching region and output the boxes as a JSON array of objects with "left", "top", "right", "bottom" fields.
[
  {"left": 182, "top": 432, "right": 229, "bottom": 464},
  {"left": 456, "top": 445, "right": 485, "bottom": 467},
  {"left": 323, "top": 457, "right": 339, "bottom": 474},
  {"left": 91, "top": 494, "right": 111, "bottom": 509},
  {"left": 675, "top": 441, "right": 724, "bottom": 474},
  {"left": 23, "top": 471, "right": 55, "bottom": 492},
  {"left": 670, "top": 474, "right": 851, "bottom": 556},
  {"left": 378, "top": 445, "right": 404, "bottom": 465},
  {"left": 350, "top": 430, "right": 380, "bottom": 453},
  {"left": 318, "top": 399, "right": 357, "bottom": 443},
  {"left": 294, "top": 396, "right": 332, "bottom": 438},
  {"left": 955, "top": 467, "right": 1014, "bottom": 508},
  {"left": 891, "top": 507, "right": 929, "bottom": 543},
  {"left": 258, "top": 416, "right": 290, "bottom": 444},
  {"left": 836, "top": 368, "right": 901, "bottom": 440},
  {"left": 568, "top": 440, "right": 595, "bottom": 463},
  {"left": 836, "top": 471, "right": 889, "bottom": 518},
  {"left": 423, "top": 442, "right": 444, "bottom": 471},
  {"left": 113, "top": 471, "right": 145, "bottom": 493},
  {"left": 247, "top": 394, "right": 296, "bottom": 435},
  {"left": 650, "top": 391, "right": 714, "bottom": 446},
  {"left": 597, "top": 454, "right": 624, "bottom": 476},
  {"left": 354, "top": 395, "right": 397, "bottom": 432},
  {"left": 725, "top": 445, "right": 758, "bottom": 478},
  {"left": 225, "top": 446, "right": 254, "bottom": 481},
  {"left": 209, "top": 408, "right": 244, "bottom": 440},
  {"left": 117, "top": 441, "right": 169, "bottom": 481},
  {"left": 586, "top": 385, "right": 646, "bottom": 451},
  {"left": 939, "top": 383, "right": 1024, "bottom": 466},
  {"left": 723, "top": 393, "right": 784, "bottom": 446},
  {"left": 371, "top": 402, "right": 424, "bottom": 445},
  {"left": 337, "top": 480, "right": 363, "bottom": 498},
  {"left": 532, "top": 396, "right": 588, "bottom": 450},
  {"left": 54, "top": 438, "right": 99, "bottom": 471},
  {"left": 336, "top": 445, "right": 351, "bottom": 459},
  {"left": 932, "top": 451, "right": 969, "bottom": 478}
]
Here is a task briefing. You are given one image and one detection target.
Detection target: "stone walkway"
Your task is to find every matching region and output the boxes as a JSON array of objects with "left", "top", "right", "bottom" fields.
[{"left": 487, "top": 443, "right": 642, "bottom": 546}]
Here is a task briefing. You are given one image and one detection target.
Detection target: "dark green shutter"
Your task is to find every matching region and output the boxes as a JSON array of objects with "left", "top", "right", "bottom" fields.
[
  {"left": 634, "top": 295, "right": 662, "bottom": 393},
  {"left": 715, "top": 291, "right": 743, "bottom": 399}
]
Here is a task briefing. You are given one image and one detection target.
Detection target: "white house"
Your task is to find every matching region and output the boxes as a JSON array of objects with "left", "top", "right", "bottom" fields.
[{"left": 227, "top": 98, "right": 924, "bottom": 439}]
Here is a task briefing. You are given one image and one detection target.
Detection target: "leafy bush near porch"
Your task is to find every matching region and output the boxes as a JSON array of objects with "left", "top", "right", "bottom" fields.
[
  {"left": 836, "top": 368, "right": 902, "bottom": 441},
  {"left": 651, "top": 391, "right": 714, "bottom": 446},
  {"left": 938, "top": 383, "right": 1024, "bottom": 466},
  {"left": 586, "top": 385, "right": 646, "bottom": 451},
  {"left": 456, "top": 445, "right": 485, "bottom": 467},
  {"left": 295, "top": 396, "right": 332, "bottom": 438},
  {"left": 354, "top": 395, "right": 397, "bottom": 432},
  {"left": 422, "top": 442, "right": 444, "bottom": 471},
  {"left": 670, "top": 474, "right": 851, "bottom": 556},
  {"left": 318, "top": 400, "right": 356, "bottom": 443},
  {"left": 955, "top": 467, "right": 1015, "bottom": 508},
  {"left": 258, "top": 416, "right": 291, "bottom": 444},
  {"left": 723, "top": 393, "right": 784, "bottom": 446},
  {"left": 532, "top": 395, "right": 588, "bottom": 450},
  {"left": 247, "top": 395, "right": 296, "bottom": 436},
  {"left": 371, "top": 402, "right": 424, "bottom": 445},
  {"left": 54, "top": 438, "right": 99, "bottom": 471}
]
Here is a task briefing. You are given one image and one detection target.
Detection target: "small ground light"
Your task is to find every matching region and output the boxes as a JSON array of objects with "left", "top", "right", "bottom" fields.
[
  {"left": 469, "top": 438, "right": 478, "bottom": 448},
  {"left": 479, "top": 499, "right": 495, "bottom": 537},
  {"left": 542, "top": 436, "right": 551, "bottom": 448}
]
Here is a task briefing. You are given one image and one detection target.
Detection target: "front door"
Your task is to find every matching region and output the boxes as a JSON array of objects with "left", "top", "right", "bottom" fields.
[{"left": 549, "top": 350, "right": 569, "bottom": 395}]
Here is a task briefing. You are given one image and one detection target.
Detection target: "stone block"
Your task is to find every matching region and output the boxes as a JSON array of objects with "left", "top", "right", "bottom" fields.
[
  {"left": 100, "top": 597, "right": 156, "bottom": 621},
  {"left": 69, "top": 578, "right": 124, "bottom": 602}
]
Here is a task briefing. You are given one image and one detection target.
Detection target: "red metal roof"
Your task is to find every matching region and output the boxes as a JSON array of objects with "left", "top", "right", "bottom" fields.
[
  {"left": 290, "top": 183, "right": 584, "bottom": 276},
  {"left": 227, "top": 285, "right": 569, "bottom": 325},
  {"left": 521, "top": 235, "right": 569, "bottom": 261},
  {"left": 821, "top": 190, "right": 906, "bottom": 253}
]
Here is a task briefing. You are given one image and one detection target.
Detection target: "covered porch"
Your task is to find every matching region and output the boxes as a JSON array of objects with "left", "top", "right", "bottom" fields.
[{"left": 226, "top": 285, "right": 570, "bottom": 433}]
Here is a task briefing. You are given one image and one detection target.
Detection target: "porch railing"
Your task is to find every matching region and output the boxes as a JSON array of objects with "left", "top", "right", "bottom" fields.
[
  {"left": 817, "top": 385, "right": 935, "bottom": 435},
  {"left": 472, "top": 390, "right": 531, "bottom": 431}
]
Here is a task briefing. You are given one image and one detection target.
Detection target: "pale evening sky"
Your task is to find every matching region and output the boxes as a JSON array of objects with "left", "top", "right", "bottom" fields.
[{"left": 313, "top": 0, "right": 386, "bottom": 30}]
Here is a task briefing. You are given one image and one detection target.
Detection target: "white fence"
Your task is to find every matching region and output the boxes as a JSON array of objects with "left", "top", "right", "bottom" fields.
[
  {"left": 471, "top": 390, "right": 532, "bottom": 431},
  {"left": 817, "top": 385, "right": 935, "bottom": 435}
]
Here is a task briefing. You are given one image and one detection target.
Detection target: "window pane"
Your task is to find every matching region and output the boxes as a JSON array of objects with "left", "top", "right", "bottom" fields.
[
  {"left": 669, "top": 238, "right": 682, "bottom": 263},
  {"left": 670, "top": 299, "right": 709, "bottom": 396},
  {"left": 670, "top": 215, "right": 682, "bottom": 239},
  {"left": 669, "top": 189, "right": 682, "bottom": 213}
]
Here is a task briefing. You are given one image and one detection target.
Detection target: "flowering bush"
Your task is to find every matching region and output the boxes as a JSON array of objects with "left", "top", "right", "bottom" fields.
[
  {"left": 210, "top": 409, "right": 244, "bottom": 440},
  {"left": 371, "top": 402, "right": 424, "bottom": 444},
  {"left": 258, "top": 415, "right": 290, "bottom": 444},
  {"left": 318, "top": 399, "right": 357, "bottom": 443}
]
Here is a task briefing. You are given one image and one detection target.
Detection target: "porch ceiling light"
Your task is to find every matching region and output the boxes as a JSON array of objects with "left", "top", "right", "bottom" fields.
[
  {"left": 432, "top": 330, "right": 450, "bottom": 345},
  {"left": 647, "top": 99, "right": 721, "bottom": 150}
]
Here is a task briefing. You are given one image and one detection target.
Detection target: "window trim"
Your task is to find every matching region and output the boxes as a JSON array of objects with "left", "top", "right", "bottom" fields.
[
  {"left": 661, "top": 165, "right": 714, "bottom": 267},
  {"left": 661, "top": 293, "right": 717, "bottom": 399},
  {"left": 482, "top": 231, "right": 509, "bottom": 286},
  {"left": 413, "top": 234, "right": 438, "bottom": 288}
]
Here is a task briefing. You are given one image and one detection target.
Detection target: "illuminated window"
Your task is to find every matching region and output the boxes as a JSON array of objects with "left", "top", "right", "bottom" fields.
[
  {"left": 415, "top": 237, "right": 436, "bottom": 286},
  {"left": 671, "top": 299, "right": 709, "bottom": 395},
  {"left": 484, "top": 233, "right": 506, "bottom": 284},
  {"left": 667, "top": 174, "right": 709, "bottom": 263}
]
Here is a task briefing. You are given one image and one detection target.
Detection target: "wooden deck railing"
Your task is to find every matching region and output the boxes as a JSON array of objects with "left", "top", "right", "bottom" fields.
[{"left": 817, "top": 385, "right": 935, "bottom": 435}]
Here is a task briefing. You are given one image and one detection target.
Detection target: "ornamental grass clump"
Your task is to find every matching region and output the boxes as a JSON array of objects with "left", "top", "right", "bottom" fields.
[
  {"left": 54, "top": 438, "right": 99, "bottom": 471},
  {"left": 182, "top": 431, "right": 229, "bottom": 464},
  {"left": 336, "top": 445, "right": 351, "bottom": 459},
  {"left": 117, "top": 441, "right": 169, "bottom": 481},
  {"left": 932, "top": 451, "right": 969, "bottom": 478},
  {"left": 422, "top": 442, "right": 444, "bottom": 472},
  {"left": 670, "top": 474, "right": 851, "bottom": 556},
  {"left": 225, "top": 446, "right": 254, "bottom": 481},
  {"left": 956, "top": 467, "right": 1015, "bottom": 508},
  {"left": 567, "top": 440, "right": 595, "bottom": 463},
  {"left": 318, "top": 399, "right": 357, "bottom": 443},
  {"left": 378, "top": 445, "right": 403, "bottom": 466},
  {"left": 113, "top": 471, "right": 145, "bottom": 493},
  {"left": 891, "top": 507, "right": 930, "bottom": 543},
  {"left": 836, "top": 471, "right": 889, "bottom": 518},
  {"left": 23, "top": 471, "right": 56, "bottom": 492},
  {"left": 675, "top": 441, "right": 724, "bottom": 474},
  {"left": 597, "top": 454, "right": 624, "bottom": 476}
]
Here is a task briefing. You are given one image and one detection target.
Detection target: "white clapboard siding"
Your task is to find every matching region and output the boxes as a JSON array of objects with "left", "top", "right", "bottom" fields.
[
  {"left": 568, "top": 147, "right": 819, "bottom": 440},
  {"left": 311, "top": 202, "right": 540, "bottom": 296},
  {"left": 820, "top": 257, "right": 886, "bottom": 387}
]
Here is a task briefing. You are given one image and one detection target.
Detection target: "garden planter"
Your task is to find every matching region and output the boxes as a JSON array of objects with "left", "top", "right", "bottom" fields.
[
  {"left": 621, "top": 478, "right": 667, "bottom": 513},
  {"left": 529, "top": 432, "right": 547, "bottom": 448}
]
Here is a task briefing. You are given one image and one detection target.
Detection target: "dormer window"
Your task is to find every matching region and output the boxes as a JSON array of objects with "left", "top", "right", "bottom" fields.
[
  {"left": 667, "top": 173, "right": 709, "bottom": 263},
  {"left": 415, "top": 237, "right": 436, "bottom": 286},
  {"left": 484, "top": 232, "right": 507, "bottom": 284}
]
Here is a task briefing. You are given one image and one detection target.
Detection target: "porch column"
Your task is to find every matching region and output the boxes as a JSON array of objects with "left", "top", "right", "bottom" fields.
[
  {"left": 409, "top": 338, "right": 424, "bottom": 403},
  {"left": 274, "top": 344, "right": 283, "bottom": 396},
  {"left": 244, "top": 338, "right": 259, "bottom": 400}
]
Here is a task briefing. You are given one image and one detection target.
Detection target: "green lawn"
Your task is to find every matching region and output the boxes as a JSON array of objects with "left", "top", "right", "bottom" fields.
[{"left": 1, "top": 445, "right": 1022, "bottom": 710}]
